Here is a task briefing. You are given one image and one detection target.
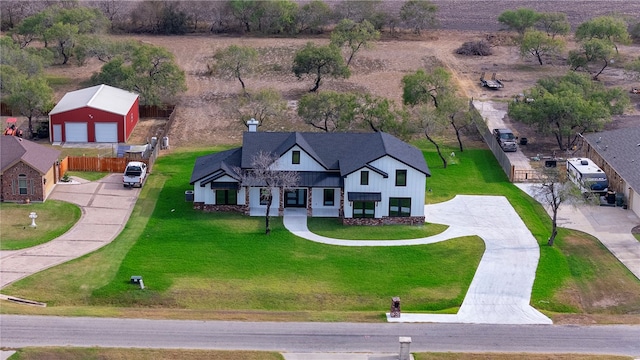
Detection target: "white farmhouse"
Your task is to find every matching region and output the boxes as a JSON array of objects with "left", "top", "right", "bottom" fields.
[{"left": 190, "top": 128, "right": 430, "bottom": 225}]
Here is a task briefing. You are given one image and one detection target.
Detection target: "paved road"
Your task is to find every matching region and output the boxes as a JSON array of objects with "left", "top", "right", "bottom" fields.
[
  {"left": 0, "top": 174, "right": 140, "bottom": 288},
  {"left": 2, "top": 315, "right": 640, "bottom": 357},
  {"left": 284, "top": 195, "right": 551, "bottom": 325}
]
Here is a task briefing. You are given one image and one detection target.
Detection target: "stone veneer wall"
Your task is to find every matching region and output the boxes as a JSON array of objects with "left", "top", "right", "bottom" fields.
[
  {"left": 342, "top": 216, "right": 425, "bottom": 226},
  {"left": 193, "top": 203, "right": 247, "bottom": 214}
]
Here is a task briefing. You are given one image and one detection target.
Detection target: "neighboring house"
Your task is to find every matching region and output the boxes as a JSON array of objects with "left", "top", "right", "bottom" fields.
[
  {"left": 582, "top": 127, "right": 640, "bottom": 218},
  {"left": 190, "top": 127, "right": 430, "bottom": 225},
  {"left": 0, "top": 136, "right": 61, "bottom": 202},
  {"left": 49, "top": 84, "right": 139, "bottom": 143}
]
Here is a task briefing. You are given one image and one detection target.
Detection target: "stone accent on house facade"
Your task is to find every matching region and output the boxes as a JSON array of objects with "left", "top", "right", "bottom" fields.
[
  {"left": 307, "top": 188, "right": 312, "bottom": 216},
  {"left": 193, "top": 202, "right": 247, "bottom": 214},
  {"left": 342, "top": 216, "right": 425, "bottom": 226},
  {"left": 1, "top": 162, "right": 45, "bottom": 202}
]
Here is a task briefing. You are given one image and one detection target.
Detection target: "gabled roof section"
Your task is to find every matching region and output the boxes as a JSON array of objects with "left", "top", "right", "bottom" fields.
[
  {"left": 584, "top": 127, "right": 640, "bottom": 192},
  {"left": 241, "top": 131, "right": 430, "bottom": 177},
  {"left": 0, "top": 136, "right": 60, "bottom": 175},
  {"left": 190, "top": 147, "right": 242, "bottom": 184},
  {"left": 49, "top": 84, "right": 138, "bottom": 116}
]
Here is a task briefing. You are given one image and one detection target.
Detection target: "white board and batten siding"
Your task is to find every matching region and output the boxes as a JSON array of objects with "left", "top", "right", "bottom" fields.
[
  {"left": 343, "top": 156, "right": 426, "bottom": 218},
  {"left": 95, "top": 122, "right": 118, "bottom": 143},
  {"left": 272, "top": 145, "right": 325, "bottom": 172},
  {"left": 64, "top": 122, "right": 88, "bottom": 142},
  {"left": 193, "top": 174, "right": 245, "bottom": 206},
  {"left": 248, "top": 187, "right": 280, "bottom": 216}
]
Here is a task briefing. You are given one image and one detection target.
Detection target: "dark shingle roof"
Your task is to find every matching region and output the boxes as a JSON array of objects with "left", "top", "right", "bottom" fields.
[
  {"left": 192, "top": 132, "right": 430, "bottom": 184},
  {"left": 189, "top": 147, "right": 241, "bottom": 184},
  {"left": 0, "top": 136, "right": 61, "bottom": 174},
  {"left": 241, "top": 132, "right": 430, "bottom": 176},
  {"left": 584, "top": 127, "right": 640, "bottom": 192}
]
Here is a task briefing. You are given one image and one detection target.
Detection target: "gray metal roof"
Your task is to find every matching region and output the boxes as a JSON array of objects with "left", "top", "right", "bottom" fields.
[
  {"left": 49, "top": 84, "right": 138, "bottom": 116},
  {"left": 191, "top": 132, "right": 430, "bottom": 186},
  {"left": 584, "top": 127, "right": 640, "bottom": 192},
  {"left": 0, "top": 136, "right": 61, "bottom": 175}
]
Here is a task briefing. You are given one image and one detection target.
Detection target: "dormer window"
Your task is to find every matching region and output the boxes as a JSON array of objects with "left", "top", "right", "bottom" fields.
[
  {"left": 292, "top": 150, "right": 300, "bottom": 164},
  {"left": 360, "top": 171, "right": 369, "bottom": 185},
  {"left": 396, "top": 170, "right": 407, "bottom": 187}
]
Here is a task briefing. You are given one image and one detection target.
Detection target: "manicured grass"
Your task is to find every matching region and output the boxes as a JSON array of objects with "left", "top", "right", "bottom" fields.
[
  {"left": 307, "top": 218, "right": 448, "bottom": 240},
  {"left": 634, "top": 233, "right": 640, "bottom": 242},
  {"left": 87, "top": 149, "right": 484, "bottom": 312},
  {"left": 3, "top": 146, "right": 640, "bottom": 322},
  {"left": 414, "top": 353, "right": 632, "bottom": 360},
  {"left": 0, "top": 200, "right": 81, "bottom": 250},
  {"left": 10, "top": 348, "right": 632, "bottom": 360},
  {"left": 11, "top": 348, "right": 284, "bottom": 360},
  {"left": 64, "top": 171, "right": 109, "bottom": 182}
]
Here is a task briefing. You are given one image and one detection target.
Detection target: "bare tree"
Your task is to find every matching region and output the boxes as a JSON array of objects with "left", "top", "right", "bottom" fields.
[
  {"left": 236, "top": 151, "right": 299, "bottom": 235},
  {"left": 235, "top": 88, "right": 287, "bottom": 130},
  {"left": 532, "top": 169, "right": 586, "bottom": 246}
]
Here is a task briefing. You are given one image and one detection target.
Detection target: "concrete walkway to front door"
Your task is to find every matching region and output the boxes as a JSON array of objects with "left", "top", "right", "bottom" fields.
[{"left": 283, "top": 195, "right": 552, "bottom": 325}]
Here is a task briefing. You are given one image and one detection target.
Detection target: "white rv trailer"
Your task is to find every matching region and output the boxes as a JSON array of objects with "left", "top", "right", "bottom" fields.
[{"left": 566, "top": 158, "right": 608, "bottom": 194}]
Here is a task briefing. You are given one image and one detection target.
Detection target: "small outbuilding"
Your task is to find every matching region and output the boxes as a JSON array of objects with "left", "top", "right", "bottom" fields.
[
  {"left": 1, "top": 136, "right": 61, "bottom": 202},
  {"left": 49, "top": 84, "right": 139, "bottom": 143}
]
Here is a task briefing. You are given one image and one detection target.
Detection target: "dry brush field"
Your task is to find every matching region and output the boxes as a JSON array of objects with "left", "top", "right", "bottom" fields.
[{"left": 45, "top": 1, "right": 640, "bottom": 148}]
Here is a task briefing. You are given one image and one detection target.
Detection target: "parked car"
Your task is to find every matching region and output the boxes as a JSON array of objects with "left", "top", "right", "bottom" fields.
[
  {"left": 123, "top": 161, "right": 147, "bottom": 188},
  {"left": 493, "top": 128, "right": 518, "bottom": 152}
]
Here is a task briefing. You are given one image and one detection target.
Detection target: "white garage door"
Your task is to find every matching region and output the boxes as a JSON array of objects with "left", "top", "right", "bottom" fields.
[
  {"left": 95, "top": 122, "right": 118, "bottom": 143},
  {"left": 65, "top": 123, "right": 88, "bottom": 142}
]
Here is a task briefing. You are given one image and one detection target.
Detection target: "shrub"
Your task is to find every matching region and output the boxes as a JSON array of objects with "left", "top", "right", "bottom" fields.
[{"left": 456, "top": 40, "right": 492, "bottom": 56}]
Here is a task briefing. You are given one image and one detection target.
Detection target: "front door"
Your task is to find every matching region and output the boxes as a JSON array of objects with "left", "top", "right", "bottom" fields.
[{"left": 284, "top": 189, "right": 307, "bottom": 208}]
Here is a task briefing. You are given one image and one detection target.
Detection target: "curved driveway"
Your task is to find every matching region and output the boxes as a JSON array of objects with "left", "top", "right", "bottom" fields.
[
  {"left": 0, "top": 174, "right": 140, "bottom": 289},
  {"left": 284, "top": 195, "right": 552, "bottom": 325}
]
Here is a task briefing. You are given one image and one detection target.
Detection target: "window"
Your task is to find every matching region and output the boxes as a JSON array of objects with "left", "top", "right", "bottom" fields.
[
  {"left": 215, "top": 190, "right": 237, "bottom": 205},
  {"left": 18, "top": 174, "right": 28, "bottom": 195},
  {"left": 260, "top": 188, "right": 270, "bottom": 205},
  {"left": 323, "top": 189, "right": 334, "bottom": 206},
  {"left": 395, "top": 170, "right": 407, "bottom": 187},
  {"left": 353, "top": 201, "right": 375, "bottom": 218},
  {"left": 292, "top": 150, "right": 300, "bottom": 164},
  {"left": 389, "top": 198, "right": 411, "bottom": 217},
  {"left": 360, "top": 171, "right": 369, "bottom": 185}
]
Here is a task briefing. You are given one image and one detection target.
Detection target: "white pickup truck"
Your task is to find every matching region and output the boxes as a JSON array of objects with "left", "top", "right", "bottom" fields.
[{"left": 123, "top": 161, "right": 147, "bottom": 188}]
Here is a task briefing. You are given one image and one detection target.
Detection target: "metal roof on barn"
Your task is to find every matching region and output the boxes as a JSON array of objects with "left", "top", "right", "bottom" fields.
[{"left": 49, "top": 84, "right": 138, "bottom": 116}]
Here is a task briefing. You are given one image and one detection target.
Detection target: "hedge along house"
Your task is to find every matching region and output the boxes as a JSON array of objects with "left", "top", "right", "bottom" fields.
[
  {"left": 582, "top": 127, "right": 640, "bottom": 218},
  {"left": 48, "top": 84, "right": 139, "bottom": 143},
  {"left": 1, "top": 136, "right": 61, "bottom": 202},
  {"left": 190, "top": 125, "right": 431, "bottom": 225}
]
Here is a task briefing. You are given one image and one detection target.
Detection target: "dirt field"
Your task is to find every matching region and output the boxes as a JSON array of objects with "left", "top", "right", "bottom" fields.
[{"left": 39, "top": 1, "right": 640, "bottom": 150}]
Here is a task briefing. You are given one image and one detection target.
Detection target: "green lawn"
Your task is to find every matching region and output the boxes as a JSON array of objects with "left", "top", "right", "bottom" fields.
[
  {"left": 3, "top": 146, "right": 640, "bottom": 322},
  {"left": 64, "top": 171, "right": 109, "bottom": 182},
  {"left": 0, "top": 200, "right": 81, "bottom": 250}
]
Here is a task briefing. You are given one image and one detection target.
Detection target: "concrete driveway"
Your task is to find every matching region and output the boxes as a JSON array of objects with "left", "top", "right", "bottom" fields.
[
  {"left": 0, "top": 174, "right": 140, "bottom": 289},
  {"left": 284, "top": 195, "right": 552, "bottom": 325},
  {"left": 516, "top": 183, "right": 640, "bottom": 281}
]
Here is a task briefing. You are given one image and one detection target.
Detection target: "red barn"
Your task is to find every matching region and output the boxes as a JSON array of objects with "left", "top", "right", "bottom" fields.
[{"left": 49, "top": 84, "right": 139, "bottom": 143}]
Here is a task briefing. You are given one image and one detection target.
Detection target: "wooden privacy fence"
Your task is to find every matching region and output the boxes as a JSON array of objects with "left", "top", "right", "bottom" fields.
[{"left": 65, "top": 156, "right": 146, "bottom": 173}]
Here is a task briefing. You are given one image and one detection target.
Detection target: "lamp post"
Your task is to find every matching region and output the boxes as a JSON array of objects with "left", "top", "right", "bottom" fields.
[{"left": 29, "top": 212, "right": 37, "bottom": 228}]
